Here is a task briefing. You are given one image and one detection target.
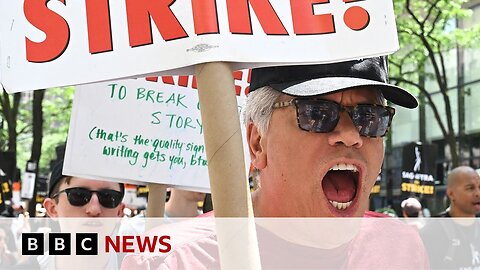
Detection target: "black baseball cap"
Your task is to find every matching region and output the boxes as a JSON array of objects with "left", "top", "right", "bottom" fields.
[
  {"left": 249, "top": 56, "right": 418, "bottom": 109},
  {"left": 48, "top": 158, "right": 125, "bottom": 198}
]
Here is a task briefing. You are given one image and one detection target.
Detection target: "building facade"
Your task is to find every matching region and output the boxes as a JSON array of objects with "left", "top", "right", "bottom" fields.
[{"left": 372, "top": 1, "right": 480, "bottom": 215}]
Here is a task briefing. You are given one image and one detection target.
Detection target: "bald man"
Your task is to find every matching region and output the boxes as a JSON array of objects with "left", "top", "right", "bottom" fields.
[
  {"left": 436, "top": 166, "right": 480, "bottom": 217},
  {"left": 421, "top": 166, "right": 480, "bottom": 269}
]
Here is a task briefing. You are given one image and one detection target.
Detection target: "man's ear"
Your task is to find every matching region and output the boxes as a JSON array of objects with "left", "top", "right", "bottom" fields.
[
  {"left": 43, "top": 198, "right": 59, "bottom": 218},
  {"left": 446, "top": 187, "right": 454, "bottom": 202},
  {"left": 247, "top": 122, "right": 267, "bottom": 170},
  {"left": 117, "top": 203, "right": 126, "bottom": 217}
]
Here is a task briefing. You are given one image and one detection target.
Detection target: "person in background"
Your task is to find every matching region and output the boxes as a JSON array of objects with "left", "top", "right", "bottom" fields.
[
  {"left": 401, "top": 197, "right": 422, "bottom": 218},
  {"left": 434, "top": 166, "right": 480, "bottom": 218},
  {"left": 27, "top": 159, "right": 126, "bottom": 270},
  {"left": 43, "top": 159, "right": 125, "bottom": 218},
  {"left": 165, "top": 188, "right": 205, "bottom": 218},
  {"left": 401, "top": 197, "right": 424, "bottom": 230},
  {"left": 118, "top": 188, "right": 206, "bottom": 237},
  {"left": 421, "top": 166, "right": 480, "bottom": 269}
]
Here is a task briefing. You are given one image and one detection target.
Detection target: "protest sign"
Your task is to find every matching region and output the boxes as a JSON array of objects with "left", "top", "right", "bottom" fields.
[
  {"left": 401, "top": 142, "right": 438, "bottom": 196},
  {"left": 64, "top": 74, "right": 250, "bottom": 192},
  {"left": 20, "top": 172, "right": 35, "bottom": 199},
  {"left": 0, "top": 0, "right": 399, "bottom": 93},
  {"left": 1, "top": 2, "right": 402, "bottom": 267}
]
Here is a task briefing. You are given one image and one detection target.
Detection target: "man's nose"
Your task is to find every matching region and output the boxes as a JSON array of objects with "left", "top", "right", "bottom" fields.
[
  {"left": 327, "top": 112, "right": 363, "bottom": 148},
  {"left": 85, "top": 193, "right": 102, "bottom": 217}
]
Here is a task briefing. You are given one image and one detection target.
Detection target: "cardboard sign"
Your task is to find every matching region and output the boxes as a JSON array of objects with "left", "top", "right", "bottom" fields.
[
  {"left": 20, "top": 171, "right": 35, "bottom": 199},
  {"left": 0, "top": 0, "right": 399, "bottom": 93},
  {"left": 401, "top": 142, "right": 438, "bottom": 196},
  {"left": 64, "top": 75, "right": 250, "bottom": 191}
]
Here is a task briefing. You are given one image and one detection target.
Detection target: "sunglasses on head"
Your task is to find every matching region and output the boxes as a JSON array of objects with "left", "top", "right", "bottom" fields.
[
  {"left": 273, "top": 98, "right": 395, "bottom": 137},
  {"left": 51, "top": 187, "right": 123, "bottom": 208}
]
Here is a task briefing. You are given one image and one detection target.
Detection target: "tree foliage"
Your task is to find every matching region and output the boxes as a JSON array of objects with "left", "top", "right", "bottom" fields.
[
  {"left": 1, "top": 87, "right": 74, "bottom": 176},
  {"left": 390, "top": 0, "right": 480, "bottom": 167},
  {"left": 37, "top": 86, "right": 74, "bottom": 173}
]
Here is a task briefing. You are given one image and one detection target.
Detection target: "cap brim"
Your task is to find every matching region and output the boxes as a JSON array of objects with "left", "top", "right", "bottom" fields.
[{"left": 271, "top": 77, "right": 418, "bottom": 109}]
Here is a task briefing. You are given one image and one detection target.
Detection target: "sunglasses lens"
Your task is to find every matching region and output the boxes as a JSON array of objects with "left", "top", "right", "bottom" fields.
[
  {"left": 296, "top": 100, "right": 339, "bottom": 132},
  {"left": 97, "top": 190, "right": 123, "bottom": 208},
  {"left": 351, "top": 105, "right": 392, "bottom": 137},
  {"left": 66, "top": 188, "right": 92, "bottom": 207}
]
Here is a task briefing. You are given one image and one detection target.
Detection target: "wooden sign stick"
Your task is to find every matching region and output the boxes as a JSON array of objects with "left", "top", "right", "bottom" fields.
[
  {"left": 146, "top": 183, "right": 166, "bottom": 218},
  {"left": 195, "top": 62, "right": 252, "bottom": 217},
  {"left": 195, "top": 62, "right": 261, "bottom": 269}
]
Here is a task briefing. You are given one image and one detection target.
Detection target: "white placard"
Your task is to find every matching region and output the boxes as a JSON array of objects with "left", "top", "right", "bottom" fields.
[
  {"left": 0, "top": 0, "right": 399, "bottom": 93},
  {"left": 64, "top": 74, "right": 250, "bottom": 191},
  {"left": 20, "top": 172, "right": 35, "bottom": 199}
]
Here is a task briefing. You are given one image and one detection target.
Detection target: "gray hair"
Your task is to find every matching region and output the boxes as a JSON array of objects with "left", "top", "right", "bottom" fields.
[
  {"left": 243, "top": 86, "right": 282, "bottom": 136},
  {"left": 243, "top": 86, "right": 386, "bottom": 136}
]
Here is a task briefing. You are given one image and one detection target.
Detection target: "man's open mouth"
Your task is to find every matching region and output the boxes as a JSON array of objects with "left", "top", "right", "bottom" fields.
[
  {"left": 473, "top": 201, "right": 480, "bottom": 209},
  {"left": 322, "top": 163, "right": 360, "bottom": 211}
]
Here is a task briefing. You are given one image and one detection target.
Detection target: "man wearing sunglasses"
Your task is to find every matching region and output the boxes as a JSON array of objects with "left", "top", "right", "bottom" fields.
[
  {"left": 33, "top": 159, "right": 126, "bottom": 270},
  {"left": 244, "top": 56, "right": 417, "bottom": 218},
  {"left": 43, "top": 159, "right": 125, "bottom": 218},
  {"left": 122, "top": 57, "right": 430, "bottom": 269}
]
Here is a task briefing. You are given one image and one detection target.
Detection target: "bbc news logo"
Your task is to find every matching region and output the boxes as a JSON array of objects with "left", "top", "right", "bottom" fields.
[
  {"left": 22, "top": 233, "right": 98, "bottom": 255},
  {"left": 22, "top": 233, "right": 171, "bottom": 255}
]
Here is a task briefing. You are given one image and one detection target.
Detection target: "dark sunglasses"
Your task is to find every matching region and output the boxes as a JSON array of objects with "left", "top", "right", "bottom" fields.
[
  {"left": 51, "top": 187, "right": 123, "bottom": 208},
  {"left": 273, "top": 98, "right": 395, "bottom": 137}
]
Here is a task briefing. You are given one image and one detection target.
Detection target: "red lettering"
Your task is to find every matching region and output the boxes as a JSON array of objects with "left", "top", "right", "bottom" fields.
[
  {"left": 146, "top": 76, "right": 176, "bottom": 84},
  {"left": 178, "top": 76, "right": 189, "bottom": 87},
  {"left": 122, "top": 235, "right": 135, "bottom": 252},
  {"left": 105, "top": 236, "right": 121, "bottom": 253},
  {"left": 192, "top": 76, "right": 197, "bottom": 89},
  {"left": 245, "top": 69, "right": 252, "bottom": 95},
  {"left": 146, "top": 76, "right": 159, "bottom": 82},
  {"left": 136, "top": 236, "right": 157, "bottom": 253},
  {"left": 86, "top": 0, "right": 113, "bottom": 54},
  {"left": 162, "top": 76, "right": 175, "bottom": 85},
  {"left": 126, "top": 0, "right": 188, "bottom": 47},
  {"left": 159, "top": 235, "right": 171, "bottom": 252},
  {"left": 290, "top": 0, "right": 335, "bottom": 35},
  {"left": 233, "top": 71, "right": 243, "bottom": 96},
  {"left": 226, "top": 0, "right": 288, "bottom": 35},
  {"left": 146, "top": 75, "right": 198, "bottom": 89},
  {"left": 191, "top": 0, "right": 219, "bottom": 35},
  {"left": 24, "top": 0, "right": 70, "bottom": 63}
]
